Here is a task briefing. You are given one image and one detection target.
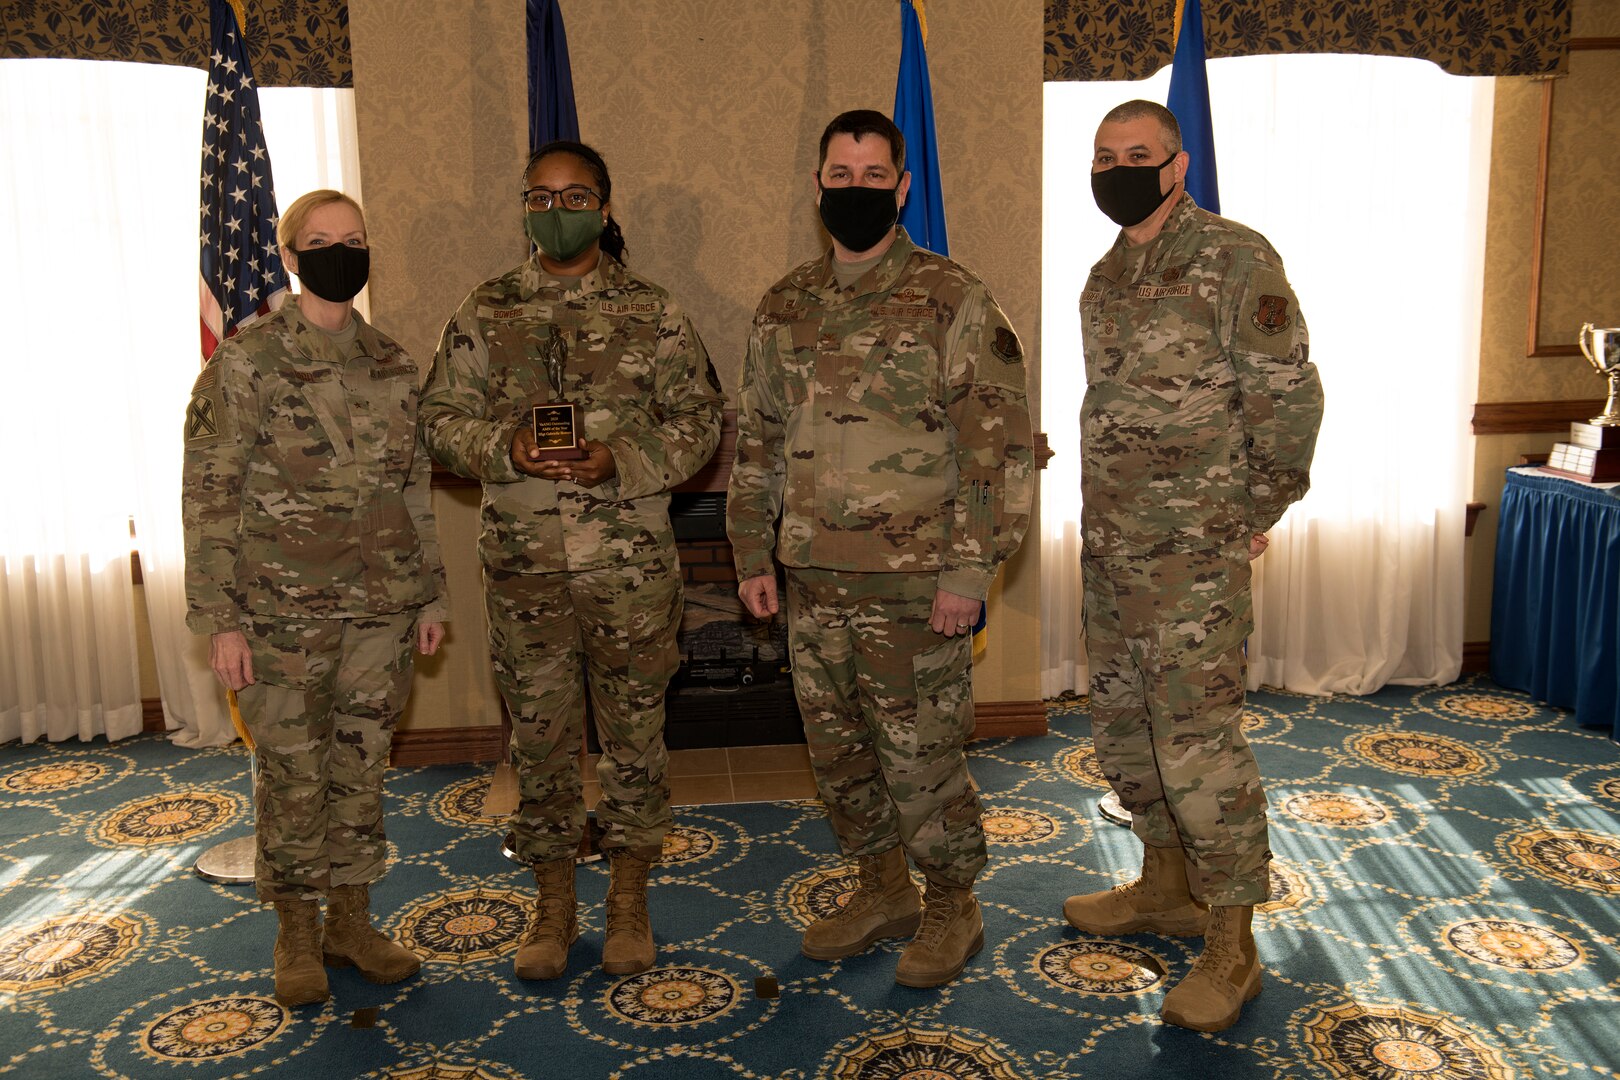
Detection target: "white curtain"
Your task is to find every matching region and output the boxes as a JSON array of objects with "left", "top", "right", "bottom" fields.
[
  {"left": 0, "top": 58, "right": 361, "bottom": 746},
  {"left": 1041, "top": 55, "right": 1493, "bottom": 697}
]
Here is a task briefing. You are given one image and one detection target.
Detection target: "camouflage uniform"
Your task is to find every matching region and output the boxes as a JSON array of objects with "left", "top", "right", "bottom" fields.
[
  {"left": 727, "top": 228, "right": 1034, "bottom": 886},
  {"left": 182, "top": 303, "right": 448, "bottom": 902},
  {"left": 420, "top": 253, "right": 723, "bottom": 864},
  {"left": 1079, "top": 194, "right": 1324, "bottom": 906}
]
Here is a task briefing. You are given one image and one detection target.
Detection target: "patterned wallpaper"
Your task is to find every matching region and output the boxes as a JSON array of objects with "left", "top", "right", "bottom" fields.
[
  {"left": 1478, "top": 0, "right": 1620, "bottom": 404},
  {"left": 0, "top": 0, "right": 352, "bottom": 87},
  {"left": 350, "top": 0, "right": 1047, "bottom": 712},
  {"left": 351, "top": 0, "right": 1040, "bottom": 404},
  {"left": 1464, "top": 0, "right": 1617, "bottom": 641},
  {"left": 1045, "top": 0, "right": 1573, "bottom": 82}
]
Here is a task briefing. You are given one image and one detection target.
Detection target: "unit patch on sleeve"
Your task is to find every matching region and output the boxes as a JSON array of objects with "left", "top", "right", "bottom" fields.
[
  {"left": 1251, "top": 294, "right": 1291, "bottom": 336},
  {"left": 185, "top": 364, "right": 225, "bottom": 446},
  {"left": 991, "top": 326, "right": 1022, "bottom": 364},
  {"left": 1235, "top": 266, "right": 1301, "bottom": 357},
  {"left": 186, "top": 392, "right": 220, "bottom": 444}
]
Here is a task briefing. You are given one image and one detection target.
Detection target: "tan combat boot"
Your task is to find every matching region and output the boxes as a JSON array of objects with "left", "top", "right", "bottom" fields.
[
  {"left": 894, "top": 876, "right": 984, "bottom": 987},
  {"left": 601, "top": 851, "right": 656, "bottom": 976},
  {"left": 802, "top": 846, "right": 922, "bottom": 960},
  {"left": 272, "top": 899, "right": 328, "bottom": 1007},
  {"left": 322, "top": 883, "right": 421, "bottom": 983},
  {"left": 514, "top": 857, "right": 579, "bottom": 980},
  {"left": 1063, "top": 842, "right": 1209, "bottom": 937},
  {"left": 1161, "top": 904, "right": 1262, "bottom": 1032}
]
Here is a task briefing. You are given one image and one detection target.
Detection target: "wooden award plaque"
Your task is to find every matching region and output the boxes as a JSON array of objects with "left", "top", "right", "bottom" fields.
[{"left": 532, "top": 402, "right": 586, "bottom": 461}]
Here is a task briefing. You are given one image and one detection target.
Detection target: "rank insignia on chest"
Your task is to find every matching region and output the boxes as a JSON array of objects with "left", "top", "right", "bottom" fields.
[
  {"left": 1251, "top": 294, "right": 1292, "bottom": 336},
  {"left": 992, "top": 326, "right": 1022, "bottom": 363},
  {"left": 818, "top": 333, "right": 841, "bottom": 351}
]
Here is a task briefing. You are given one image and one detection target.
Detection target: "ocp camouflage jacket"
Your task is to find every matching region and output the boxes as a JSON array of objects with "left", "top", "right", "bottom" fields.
[
  {"left": 420, "top": 253, "right": 724, "bottom": 574},
  {"left": 727, "top": 228, "right": 1034, "bottom": 601},
  {"left": 182, "top": 303, "right": 448, "bottom": 634},
  {"left": 1080, "top": 195, "right": 1324, "bottom": 556}
]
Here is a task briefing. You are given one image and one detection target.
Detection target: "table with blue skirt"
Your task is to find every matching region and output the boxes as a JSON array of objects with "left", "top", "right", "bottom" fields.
[{"left": 1490, "top": 466, "right": 1620, "bottom": 740}]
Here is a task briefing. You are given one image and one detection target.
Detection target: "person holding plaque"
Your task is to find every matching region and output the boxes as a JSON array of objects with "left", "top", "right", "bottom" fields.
[
  {"left": 420, "top": 141, "right": 725, "bottom": 983},
  {"left": 182, "top": 189, "right": 448, "bottom": 1007}
]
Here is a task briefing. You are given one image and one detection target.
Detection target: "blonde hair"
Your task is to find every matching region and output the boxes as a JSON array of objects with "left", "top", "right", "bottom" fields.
[{"left": 276, "top": 189, "right": 365, "bottom": 250}]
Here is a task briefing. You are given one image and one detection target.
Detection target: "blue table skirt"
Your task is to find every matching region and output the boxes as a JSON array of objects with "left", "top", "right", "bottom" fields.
[{"left": 1490, "top": 467, "right": 1620, "bottom": 740}]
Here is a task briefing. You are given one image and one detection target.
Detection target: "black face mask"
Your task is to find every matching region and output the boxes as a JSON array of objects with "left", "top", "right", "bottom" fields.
[
  {"left": 818, "top": 184, "right": 900, "bottom": 253},
  {"left": 292, "top": 244, "right": 370, "bottom": 302},
  {"left": 1091, "top": 156, "right": 1176, "bottom": 227}
]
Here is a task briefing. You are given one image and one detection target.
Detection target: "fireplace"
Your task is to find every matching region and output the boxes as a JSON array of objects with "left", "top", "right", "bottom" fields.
[{"left": 666, "top": 491, "right": 803, "bottom": 749}]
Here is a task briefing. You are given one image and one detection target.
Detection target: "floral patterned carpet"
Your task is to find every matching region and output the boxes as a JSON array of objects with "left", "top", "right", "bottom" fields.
[{"left": 1, "top": 675, "right": 1617, "bottom": 1079}]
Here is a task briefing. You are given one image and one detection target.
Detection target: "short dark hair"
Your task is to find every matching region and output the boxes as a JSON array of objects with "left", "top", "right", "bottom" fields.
[
  {"left": 1100, "top": 99, "right": 1183, "bottom": 157},
  {"left": 818, "top": 110, "right": 906, "bottom": 173}
]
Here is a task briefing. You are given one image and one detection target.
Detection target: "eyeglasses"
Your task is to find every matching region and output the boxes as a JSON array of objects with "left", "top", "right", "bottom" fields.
[{"left": 521, "top": 185, "right": 603, "bottom": 212}]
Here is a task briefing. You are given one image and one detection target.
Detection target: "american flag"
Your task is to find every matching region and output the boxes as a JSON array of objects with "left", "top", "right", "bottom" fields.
[{"left": 198, "top": 0, "right": 288, "bottom": 361}]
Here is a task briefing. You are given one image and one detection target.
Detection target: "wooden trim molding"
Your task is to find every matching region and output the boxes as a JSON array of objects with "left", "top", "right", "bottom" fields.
[
  {"left": 969, "top": 700, "right": 1048, "bottom": 741},
  {"left": 389, "top": 726, "right": 507, "bottom": 767},
  {"left": 141, "top": 701, "right": 508, "bottom": 766},
  {"left": 1471, "top": 399, "right": 1605, "bottom": 435},
  {"left": 1461, "top": 641, "right": 1490, "bottom": 674},
  {"left": 1526, "top": 38, "right": 1620, "bottom": 358}
]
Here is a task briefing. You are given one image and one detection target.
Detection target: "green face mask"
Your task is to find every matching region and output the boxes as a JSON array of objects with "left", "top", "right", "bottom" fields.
[{"left": 526, "top": 208, "right": 605, "bottom": 262}]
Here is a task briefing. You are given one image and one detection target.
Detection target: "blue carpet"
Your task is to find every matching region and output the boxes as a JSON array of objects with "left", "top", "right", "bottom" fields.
[{"left": 2, "top": 674, "right": 1618, "bottom": 1078}]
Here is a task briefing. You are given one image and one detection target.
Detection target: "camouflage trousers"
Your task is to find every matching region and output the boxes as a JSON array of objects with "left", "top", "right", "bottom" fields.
[
  {"left": 785, "top": 568, "right": 985, "bottom": 887},
  {"left": 237, "top": 611, "right": 416, "bottom": 903},
  {"left": 1082, "top": 547, "right": 1271, "bottom": 906},
  {"left": 485, "top": 557, "right": 681, "bottom": 864}
]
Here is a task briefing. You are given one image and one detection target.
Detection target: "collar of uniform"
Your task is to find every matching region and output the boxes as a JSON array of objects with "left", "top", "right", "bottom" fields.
[
  {"left": 1095, "top": 194, "right": 1198, "bottom": 283},
  {"left": 519, "top": 250, "right": 618, "bottom": 301},
  {"left": 285, "top": 301, "right": 383, "bottom": 364},
  {"left": 799, "top": 226, "right": 918, "bottom": 304}
]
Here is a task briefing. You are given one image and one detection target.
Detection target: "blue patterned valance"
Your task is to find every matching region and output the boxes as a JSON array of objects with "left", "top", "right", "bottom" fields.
[{"left": 1, "top": 0, "right": 351, "bottom": 88}]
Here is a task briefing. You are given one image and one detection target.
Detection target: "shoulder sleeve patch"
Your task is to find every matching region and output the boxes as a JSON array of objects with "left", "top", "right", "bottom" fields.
[
  {"left": 1234, "top": 266, "right": 1302, "bottom": 358},
  {"left": 186, "top": 385, "right": 223, "bottom": 445},
  {"left": 992, "top": 325, "right": 1022, "bottom": 364}
]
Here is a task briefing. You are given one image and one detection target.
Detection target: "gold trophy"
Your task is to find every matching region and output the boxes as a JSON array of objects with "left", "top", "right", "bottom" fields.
[
  {"left": 531, "top": 325, "right": 586, "bottom": 461},
  {"left": 1543, "top": 324, "right": 1620, "bottom": 481}
]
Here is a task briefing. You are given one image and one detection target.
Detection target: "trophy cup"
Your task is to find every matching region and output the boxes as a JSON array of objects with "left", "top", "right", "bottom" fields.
[
  {"left": 1579, "top": 324, "right": 1620, "bottom": 426},
  {"left": 531, "top": 325, "right": 586, "bottom": 461},
  {"left": 1543, "top": 324, "right": 1620, "bottom": 482}
]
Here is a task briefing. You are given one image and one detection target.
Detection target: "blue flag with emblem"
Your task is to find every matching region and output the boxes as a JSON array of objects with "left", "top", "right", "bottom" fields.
[
  {"left": 198, "top": 0, "right": 287, "bottom": 361},
  {"left": 527, "top": 0, "right": 580, "bottom": 152},
  {"left": 893, "top": 0, "right": 947, "bottom": 256},
  {"left": 1166, "top": 0, "right": 1219, "bottom": 213}
]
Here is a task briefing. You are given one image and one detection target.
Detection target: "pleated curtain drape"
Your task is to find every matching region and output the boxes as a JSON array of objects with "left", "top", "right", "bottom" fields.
[
  {"left": 0, "top": 58, "right": 362, "bottom": 746},
  {"left": 1040, "top": 54, "right": 1495, "bottom": 698}
]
